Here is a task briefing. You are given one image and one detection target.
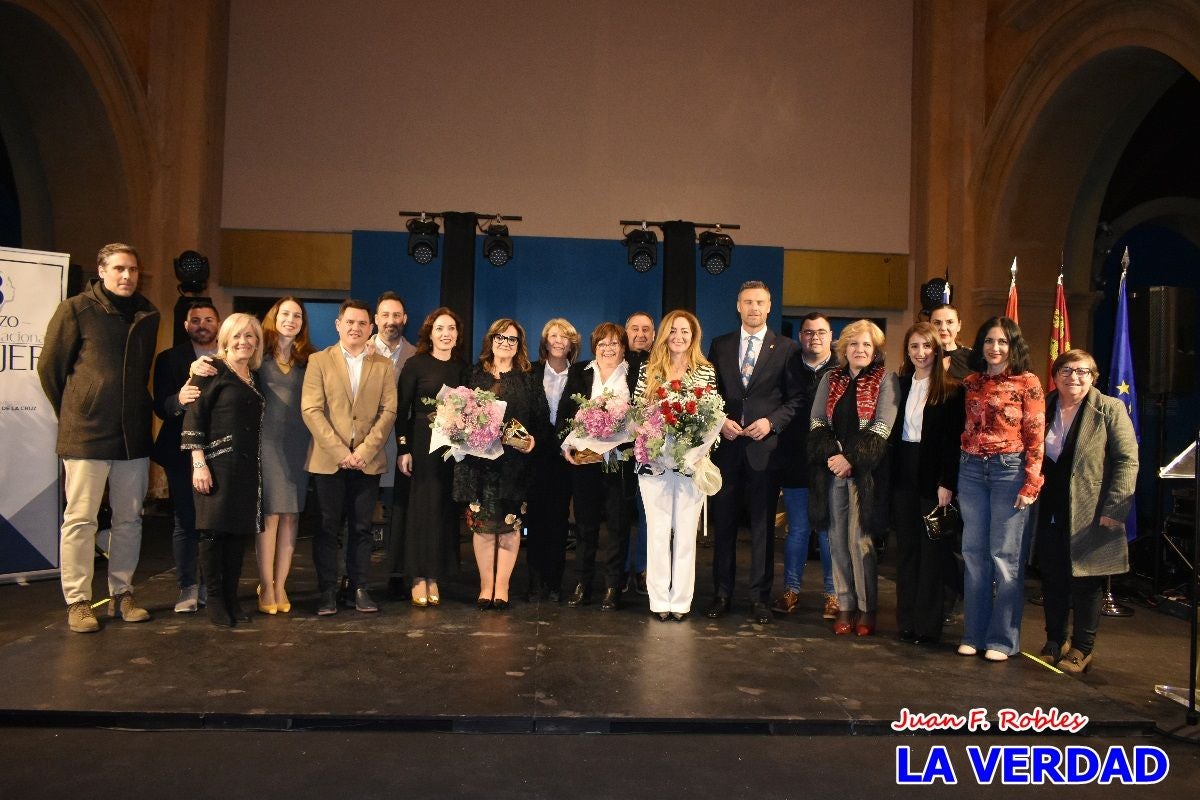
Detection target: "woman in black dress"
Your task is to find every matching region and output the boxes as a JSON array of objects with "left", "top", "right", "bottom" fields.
[
  {"left": 396, "top": 307, "right": 469, "bottom": 608},
  {"left": 183, "top": 313, "right": 266, "bottom": 628},
  {"left": 453, "top": 319, "right": 551, "bottom": 610}
]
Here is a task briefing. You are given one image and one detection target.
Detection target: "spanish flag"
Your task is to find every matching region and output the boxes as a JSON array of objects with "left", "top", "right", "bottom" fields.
[
  {"left": 1047, "top": 273, "right": 1071, "bottom": 386},
  {"left": 1005, "top": 257, "right": 1019, "bottom": 323}
]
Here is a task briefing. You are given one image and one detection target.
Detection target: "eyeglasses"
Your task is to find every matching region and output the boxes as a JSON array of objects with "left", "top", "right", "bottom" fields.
[
  {"left": 800, "top": 330, "right": 830, "bottom": 339},
  {"left": 596, "top": 341, "right": 621, "bottom": 350},
  {"left": 1057, "top": 367, "right": 1095, "bottom": 378},
  {"left": 493, "top": 334, "right": 519, "bottom": 346}
]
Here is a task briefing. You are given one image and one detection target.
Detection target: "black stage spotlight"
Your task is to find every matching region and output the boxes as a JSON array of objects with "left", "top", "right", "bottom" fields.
[
  {"left": 624, "top": 225, "right": 658, "bottom": 273},
  {"left": 174, "top": 250, "right": 210, "bottom": 293},
  {"left": 406, "top": 216, "right": 440, "bottom": 265},
  {"left": 699, "top": 230, "right": 733, "bottom": 275},
  {"left": 919, "top": 277, "right": 950, "bottom": 314},
  {"left": 482, "top": 223, "right": 512, "bottom": 267}
]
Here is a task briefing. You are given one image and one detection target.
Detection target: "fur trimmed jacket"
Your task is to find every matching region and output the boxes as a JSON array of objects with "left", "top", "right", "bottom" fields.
[{"left": 806, "top": 363, "right": 899, "bottom": 532}]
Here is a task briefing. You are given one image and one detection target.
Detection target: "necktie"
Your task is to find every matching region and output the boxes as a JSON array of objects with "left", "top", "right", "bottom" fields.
[{"left": 741, "top": 334, "right": 759, "bottom": 388}]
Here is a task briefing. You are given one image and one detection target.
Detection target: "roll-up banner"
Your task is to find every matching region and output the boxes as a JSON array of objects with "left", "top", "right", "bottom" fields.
[{"left": 0, "top": 247, "right": 69, "bottom": 583}]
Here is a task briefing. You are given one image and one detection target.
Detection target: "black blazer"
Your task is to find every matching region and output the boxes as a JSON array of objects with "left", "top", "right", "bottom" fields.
[
  {"left": 707, "top": 328, "right": 803, "bottom": 470},
  {"left": 554, "top": 359, "right": 640, "bottom": 444},
  {"left": 890, "top": 374, "right": 965, "bottom": 496},
  {"left": 151, "top": 342, "right": 202, "bottom": 472}
]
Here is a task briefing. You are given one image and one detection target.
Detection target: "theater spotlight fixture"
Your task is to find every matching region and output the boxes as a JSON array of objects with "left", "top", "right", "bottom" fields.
[
  {"left": 919, "top": 277, "right": 951, "bottom": 314},
  {"left": 699, "top": 229, "right": 734, "bottom": 275},
  {"left": 406, "top": 214, "right": 440, "bottom": 265},
  {"left": 173, "top": 249, "right": 210, "bottom": 294},
  {"left": 624, "top": 223, "right": 658, "bottom": 273},
  {"left": 482, "top": 219, "right": 513, "bottom": 267}
]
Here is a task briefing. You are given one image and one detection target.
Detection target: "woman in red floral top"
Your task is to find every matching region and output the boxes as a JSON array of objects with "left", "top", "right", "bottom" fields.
[{"left": 956, "top": 316, "right": 1044, "bottom": 662}]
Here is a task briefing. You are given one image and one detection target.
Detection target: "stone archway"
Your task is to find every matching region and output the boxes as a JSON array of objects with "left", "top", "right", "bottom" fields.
[
  {"left": 0, "top": 0, "right": 151, "bottom": 266},
  {"left": 970, "top": 0, "right": 1200, "bottom": 359}
]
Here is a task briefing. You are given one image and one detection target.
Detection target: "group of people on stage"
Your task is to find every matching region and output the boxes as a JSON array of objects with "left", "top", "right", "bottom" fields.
[{"left": 37, "top": 243, "right": 1140, "bottom": 675}]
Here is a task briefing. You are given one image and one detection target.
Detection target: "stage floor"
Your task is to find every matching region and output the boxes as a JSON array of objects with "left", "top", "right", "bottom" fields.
[{"left": 0, "top": 513, "right": 1190, "bottom": 739}]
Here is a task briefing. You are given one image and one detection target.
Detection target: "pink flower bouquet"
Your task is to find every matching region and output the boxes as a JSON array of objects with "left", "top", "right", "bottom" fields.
[
  {"left": 425, "top": 384, "right": 507, "bottom": 461},
  {"left": 561, "top": 390, "right": 633, "bottom": 465}
]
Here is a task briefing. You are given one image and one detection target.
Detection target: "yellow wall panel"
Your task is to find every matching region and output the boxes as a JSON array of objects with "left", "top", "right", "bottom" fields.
[
  {"left": 220, "top": 229, "right": 352, "bottom": 289},
  {"left": 783, "top": 250, "right": 907, "bottom": 310}
]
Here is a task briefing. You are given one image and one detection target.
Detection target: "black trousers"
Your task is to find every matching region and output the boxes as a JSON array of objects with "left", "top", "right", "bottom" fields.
[
  {"left": 571, "top": 460, "right": 635, "bottom": 591},
  {"left": 1037, "top": 519, "right": 1105, "bottom": 655},
  {"left": 525, "top": 452, "right": 573, "bottom": 593},
  {"left": 313, "top": 469, "right": 379, "bottom": 591},
  {"left": 892, "top": 442, "right": 948, "bottom": 639},
  {"left": 710, "top": 441, "right": 779, "bottom": 602}
]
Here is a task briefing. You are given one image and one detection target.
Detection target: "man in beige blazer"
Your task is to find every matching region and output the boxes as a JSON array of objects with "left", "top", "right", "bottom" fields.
[{"left": 302, "top": 299, "right": 397, "bottom": 615}]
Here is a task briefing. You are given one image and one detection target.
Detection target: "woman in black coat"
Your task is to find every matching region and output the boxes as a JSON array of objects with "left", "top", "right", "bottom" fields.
[
  {"left": 183, "top": 313, "right": 266, "bottom": 628},
  {"left": 558, "top": 322, "right": 640, "bottom": 611},
  {"left": 890, "top": 322, "right": 964, "bottom": 644}
]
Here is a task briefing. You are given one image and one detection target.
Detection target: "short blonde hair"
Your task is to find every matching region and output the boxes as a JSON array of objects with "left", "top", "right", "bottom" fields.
[
  {"left": 217, "top": 312, "right": 265, "bottom": 370},
  {"left": 539, "top": 318, "right": 581, "bottom": 362},
  {"left": 834, "top": 319, "right": 886, "bottom": 367}
]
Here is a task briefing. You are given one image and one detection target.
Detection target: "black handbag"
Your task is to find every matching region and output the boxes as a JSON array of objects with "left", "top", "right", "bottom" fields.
[{"left": 923, "top": 503, "right": 962, "bottom": 542}]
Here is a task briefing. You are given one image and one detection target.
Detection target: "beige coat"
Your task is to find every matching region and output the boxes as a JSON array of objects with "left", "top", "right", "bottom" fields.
[
  {"left": 1036, "top": 387, "right": 1139, "bottom": 577},
  {"left": 301, "top": 345, "right": 398, "bottom": 475}
]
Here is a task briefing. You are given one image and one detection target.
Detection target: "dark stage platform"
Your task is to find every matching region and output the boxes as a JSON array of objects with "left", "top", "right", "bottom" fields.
[{"left": 1, "top": 514, "right": 1190, "bottom": 740}]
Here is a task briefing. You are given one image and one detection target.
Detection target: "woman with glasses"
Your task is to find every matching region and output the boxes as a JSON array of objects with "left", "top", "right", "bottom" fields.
[
  {"left": 525, "top": 318, "right": 581, "bottom": 602},
  {"left": 808, "top": 319, "right": 898, "bottom": 637},
  {"left": 559, "top": 322, "right": 639, "bottom": 611},
  {"left": 957, "top": 317, "right": 1045, "bottom": 662},
  {"left": 454, "top": 319, "right": 551, "bottom": 609},
  {"left": 1033, "top": 350, "right": 1138, "bottom": 673},
  {"left": 396, "top": 308, "right": 469, "bottom": 608}
]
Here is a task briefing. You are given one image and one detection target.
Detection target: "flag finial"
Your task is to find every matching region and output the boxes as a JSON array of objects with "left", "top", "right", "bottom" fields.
[{"left": 1121, "top": 245, "right": 1130, "bottom": 278}]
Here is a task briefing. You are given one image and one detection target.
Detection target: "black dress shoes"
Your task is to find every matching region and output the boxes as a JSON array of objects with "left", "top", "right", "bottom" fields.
[
  {"left": 491, "top": 598, "right": 510, "bottom": 611},
  {"left": 705, "top": 597, "right": 732, "bottom": 619},
  {"left": 477, "top": 597, "right": 493, "bottom": 611},
  {"left": 655, "top": 611, "right": 671, "bottom": 622},
  {"left": 899, "top": 629, "right": 917, "bottom": 642},
  {"left": 567, "top": 583, "right": 590, "bottom": 607},
  {"left": 547, "top": 588, "right": 562, "bottom": 604},
  {"left": 317, "top": 588, "right": 338, "bottom": 616},
  {"left": 671, "top": 612, "right": 688, "bottom": 622},
  {"left": 354, "top": 588, "right": 379, "bottom": 613},
  {"left": 752, "top": 602, "right": 772, "bottom": 625},
  {"left": 600, "top": 587, "right": 621, "bottom": 611}
]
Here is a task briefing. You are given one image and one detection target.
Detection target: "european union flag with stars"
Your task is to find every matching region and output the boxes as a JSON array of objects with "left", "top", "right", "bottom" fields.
[{"left": 1108, "top": 261, "right": 1140, "bottom": 539}]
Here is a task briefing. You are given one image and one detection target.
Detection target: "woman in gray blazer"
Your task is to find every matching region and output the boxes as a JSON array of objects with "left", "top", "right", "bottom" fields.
[{"left": 1035, "top": 349, "right": 1139, "bottom": 673}]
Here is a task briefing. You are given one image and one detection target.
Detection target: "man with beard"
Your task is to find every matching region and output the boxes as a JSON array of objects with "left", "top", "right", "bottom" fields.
[
  {"left": 151, "top": 301, "right": 221, "bottom": 612},
  {"left": 371, "top": 292, "right": 417, "bottom": 597}
]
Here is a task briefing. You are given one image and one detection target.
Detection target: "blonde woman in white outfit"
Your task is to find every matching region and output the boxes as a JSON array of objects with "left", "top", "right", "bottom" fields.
[{"left": 633, "top": 309, "right": 719, "bottom": 621}]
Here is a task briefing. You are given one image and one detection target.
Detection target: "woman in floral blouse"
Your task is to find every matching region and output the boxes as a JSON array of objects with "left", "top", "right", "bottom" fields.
[{"left": 957, "top": 316, "right": 1045, "bottom": 662}]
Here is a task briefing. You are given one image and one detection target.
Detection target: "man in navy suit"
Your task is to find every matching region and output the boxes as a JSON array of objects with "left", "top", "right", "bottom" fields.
[
  {"left": 705, "top": 281, "right": 803, "bottom": 624},
  {"left": 151, "top": 301, "right": 220, "bottom": 613}
]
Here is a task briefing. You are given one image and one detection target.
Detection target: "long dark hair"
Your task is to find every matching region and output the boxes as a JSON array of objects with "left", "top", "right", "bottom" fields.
[
  {"left": 414, "top": 306, "right": 466, "bottom": 361},
  {"left": 968, "top": 316, "right": 1031, "bottom": 374},
  {"left": 898, "top": 321, "right": 956, "bottom": 405}
]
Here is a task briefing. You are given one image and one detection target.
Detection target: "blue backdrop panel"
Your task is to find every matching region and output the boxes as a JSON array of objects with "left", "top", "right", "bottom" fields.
[
  {"left": 351, "top": 230, "right": 444, "bottom": 346},
  {"left": 693, "top": 245, "right": 786, "bottom": 351},
  {"left": 349, "top": 232, "right": 783, "bottom": 362}
]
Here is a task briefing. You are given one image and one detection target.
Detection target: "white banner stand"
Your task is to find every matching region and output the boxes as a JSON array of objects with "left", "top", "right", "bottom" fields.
[{"left": 0, "top": 246, "right": 69, "bottom": 584}]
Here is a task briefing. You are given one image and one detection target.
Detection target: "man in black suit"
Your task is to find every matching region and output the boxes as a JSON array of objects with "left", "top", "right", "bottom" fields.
[
  {"left": 151, "top": 301, "right": 220, "bottom": 613},
  {"left": 705, "top": 281, "right": 802, "bottom": 624}
]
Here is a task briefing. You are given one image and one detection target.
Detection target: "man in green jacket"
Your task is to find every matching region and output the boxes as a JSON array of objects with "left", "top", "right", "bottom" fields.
[{"left": 38, "top": 243, "right": 160, "bottom": 633}]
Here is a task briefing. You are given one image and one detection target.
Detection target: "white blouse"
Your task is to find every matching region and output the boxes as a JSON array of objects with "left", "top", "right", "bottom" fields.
[{"left": 902, "top": 376, "right": 929, "bottom": 443}]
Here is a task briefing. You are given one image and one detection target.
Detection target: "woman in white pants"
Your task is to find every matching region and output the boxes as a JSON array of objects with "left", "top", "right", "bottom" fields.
[{"left": 633, "top": 310, "right": 719, "bottom": 621}]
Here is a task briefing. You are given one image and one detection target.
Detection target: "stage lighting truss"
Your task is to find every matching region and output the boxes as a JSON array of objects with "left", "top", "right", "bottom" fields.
[
  {"left": 623, "top": 222, "right": 658, "bottom": 273},
  {"left": 406, "top": 214, "right": 440, "bottom": 265},
  {"left": 174, "top": 250, "right": 210, "bottom": 294},
  {"left": 482, "top": 218, "right": 513, "bottom": 267},
  {"left": 699, "top": 228, "right": 734, "bottom": 275}
]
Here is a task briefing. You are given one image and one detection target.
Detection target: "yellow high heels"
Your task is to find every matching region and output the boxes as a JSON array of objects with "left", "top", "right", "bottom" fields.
[
  {"left": 256, "top": 585, "right": 278, "bottom": 615},
  {"left": 276, "top": 587, "right": 291, "bottom": 614}
]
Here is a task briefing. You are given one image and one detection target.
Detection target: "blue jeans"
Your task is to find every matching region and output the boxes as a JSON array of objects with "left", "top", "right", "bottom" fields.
[
  {"left": 165, "top": 467, "right": 198, "bottom": 588},
  {"left": 958, "top": 452, "right": 1032, "bottom": 655},
  {"left": 781, "top": 487, "right": 833, "bottom": 594}
]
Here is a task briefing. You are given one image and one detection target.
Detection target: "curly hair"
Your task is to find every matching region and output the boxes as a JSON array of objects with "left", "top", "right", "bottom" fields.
[{"left": 968, "top": 316, "right": 1031, "bottom": 374}]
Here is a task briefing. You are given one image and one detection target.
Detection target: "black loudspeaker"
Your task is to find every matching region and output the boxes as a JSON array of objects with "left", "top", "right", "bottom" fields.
[{"left": 1130, "top": 286, "right": 1196, "bottom": 395}]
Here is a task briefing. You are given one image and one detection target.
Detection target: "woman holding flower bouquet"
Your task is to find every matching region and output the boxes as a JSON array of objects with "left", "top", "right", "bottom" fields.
[
  {"left": 453, "top": 319, "right": 551, "bottom": 610},
  {"left": 632, "top": 310, "right": 721, "bottom": 621},
  {"left": 558, "top": 322, "right": 639, "bottom": 611},
  {"left": 808, "top": 319, "right": 899, "bottom": 637},
  {"left": 396, "top": 308, "right": 469, "bottom": 607}
]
